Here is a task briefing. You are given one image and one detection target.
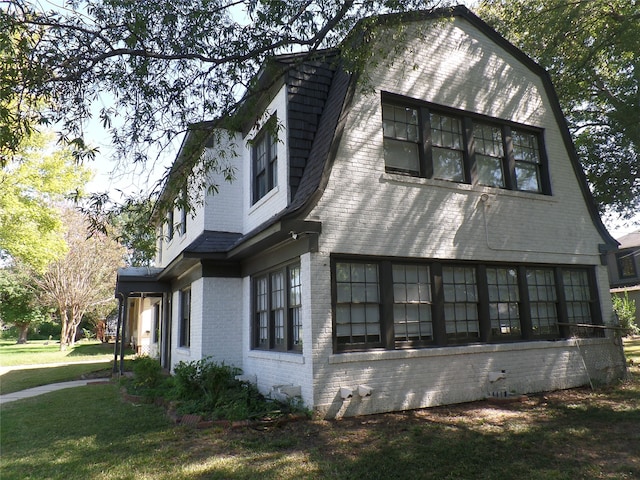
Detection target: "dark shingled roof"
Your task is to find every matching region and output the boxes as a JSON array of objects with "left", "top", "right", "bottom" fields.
[{"left": 184, "top": 231, "right": 244, "bottom": 254}]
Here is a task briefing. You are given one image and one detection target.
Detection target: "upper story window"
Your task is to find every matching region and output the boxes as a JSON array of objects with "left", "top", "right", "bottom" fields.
[
  {"left": 252, "top": 118, "right": 278, "bottom": 204},
  {"left": 616, "top": 251, "right": 638, "bottom": 279},
  {"left": 381, "top": 96, "right": 550, "bottom": 194},
  {"left": 332, "top": 257, "right": 601, "bottom": 353},
  {"left": 178, "top": 207, "right": 187, "bottom": 236},
  {"left": 166, "top": 210, "right": 174, "bottom": 241}
]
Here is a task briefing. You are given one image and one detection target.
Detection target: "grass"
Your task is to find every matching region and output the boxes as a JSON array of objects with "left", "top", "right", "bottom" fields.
[
  {"left": 625, "top": 336, "right": 640, "bottom": 364},
  {"left": 0, "top": 339, "right": 120, "bottom": 366},
  {"left": 0, "top": 340, "right": 134, "bottom": 394},
  {"left": 0, "top": 338, "right": 638, "bottom": 480},
  {"left": 0, "top": 363, "right": 114, "bottom": 394}
]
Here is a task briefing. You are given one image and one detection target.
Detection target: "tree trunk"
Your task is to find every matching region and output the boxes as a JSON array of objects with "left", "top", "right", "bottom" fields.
[
  {"left": 59, "top": 308, "right": 69, "bottom": 351},
  {"left": 16, "top": 323, "right": 29, "bottom": 344}
]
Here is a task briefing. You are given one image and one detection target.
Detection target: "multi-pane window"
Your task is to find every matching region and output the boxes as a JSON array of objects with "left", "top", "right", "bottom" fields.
[
  {"left": 271, "top": 272, "right": 285, "bottom": 346},
  {"left": 563, "top": 270, "right": 592, "bottom": 325},
  {"left": 179, "top": 288, "right": 191, "bottom": 348},
  {"left": 487, "top": 267, "right": 520, "bottom": 337},
  {"left": 256, "top": 277, "right": 269, "bottom": 347},
  {"left": 382, "top": 105, "right": 420, "bottom": 174},
  {"left": 333, "top": 257, "right": 600, "bottom": 352},
  {"left": 253, "top": 262, "right": 302, "bottom": 352},
  {"left": 335, "top": 262, "right": 381, "bottom": 348},
  {"left": 512, "top": 129, "right": 542, "bottom": 192},
  {"left": 431, "top": 113, "right": 465, "bottom": 182},
  {"left": 393, "top": 264, "right": 433, "bottom": 344},
  {"left": 526, "top": 268, "right": 559, "bottom": 336},
  {"left": 616, "top": 251, "right": 637, "bottom": 279},
  {"left": 289, "top": 265, "right": 303, "bottom": 350},
  {"left": 474, "top": 123, "right": 505, "bottom": 187},
  {"left": 253, "top": 119, "right": 278, "bottom": 204},
  {"left": 443, "top": 266, "right": 479, "bottom": 341},
  {"left": 381, "top": 97, "right": 548, "bottom": 194}
]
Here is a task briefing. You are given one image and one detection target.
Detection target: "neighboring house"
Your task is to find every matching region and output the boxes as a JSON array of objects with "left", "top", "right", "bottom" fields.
[
  {"left": 115, "top": 6, "right": 626, "bottom": 418},
  {"left": 608, "top": 230, "right": 640, "bottom": 326}
]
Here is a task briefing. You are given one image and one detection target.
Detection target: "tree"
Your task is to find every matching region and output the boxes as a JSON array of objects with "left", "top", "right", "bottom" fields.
[
  {"left": 0, "top": 131, "right": 92, "bottom": 272},
  {"left": 478, "top": 0, "right": 640, "bottom": 219},
  {"left": 82, "top": 193, "right": 159, "bottom": 267},
  {"left": 0, "top": 263, "right": 48, "bottom": 343},
  {"left": 1, "top": 0, "right": 442, "bottom": 211},
  {"left": 35, "top": 206, "right": 125, "bottom": 350}
]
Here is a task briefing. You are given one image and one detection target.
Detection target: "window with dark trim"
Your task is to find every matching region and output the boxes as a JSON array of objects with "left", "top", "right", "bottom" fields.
[
  {"left": 335, "top": 262, "right": 381, "bottom": 349},
  {"left": 381, "top": 95, "right": 550, "bottom": 194},
  {"left": 253, "top": 262, "right": 302, "bottom": 352},
  {"left": 616, "top": 251, "right": 637, "bottom": 279},
  {"left": 252, "top": 118, "right": 278, "bottom": 204},
  {"left": 167, "top": 210, "right": 174, "bottom": 241},
  {"left": 487, "top": 267, "right": 521, "bottom": 338},
  {"left": 393, "top": 264, "right": 433, "bottom": 345},
  {"left": 331, "top": 256, "right": 601, "bottom": 353},
  {"left": 179, "top": 207, "right": 187, "bottom": 236},
  {"left": 179, "top": 288, "right": 191, "bottom": 348},
  {"left": 526, "top": 268, "right": 559, "bottom": 336}
]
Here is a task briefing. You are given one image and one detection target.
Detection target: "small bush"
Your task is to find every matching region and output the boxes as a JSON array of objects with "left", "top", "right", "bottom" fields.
[
  {"left": 122, "top": 356, "right": 307, "bottom": 421},
  {"left": 132, "top": 355, "right": 164, "bottom": 389},
  {"left": 172, "top": 357, "right": 298, "bottom": 421},
  {"left": 613, "top": 292, "right": 639, "bottom": 336}
]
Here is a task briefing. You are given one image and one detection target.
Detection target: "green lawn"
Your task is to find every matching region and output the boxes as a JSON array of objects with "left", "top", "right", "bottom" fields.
[
  {"left": 0, "top": 340, "right": 134, "bottom": 394},
  {"left": 0, "top": 339, "right": 638, "bottom": 480},
  {"left": 0, "top": 339, "right": 119, "bottom": 366},
  {"left": 625, "top": 336, "right": 640, "bottom": 364}
]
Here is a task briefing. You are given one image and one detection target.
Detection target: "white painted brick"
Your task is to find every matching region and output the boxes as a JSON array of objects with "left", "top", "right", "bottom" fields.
[{"left": 155, "top": 15, "right": 625, "bottom": 418}]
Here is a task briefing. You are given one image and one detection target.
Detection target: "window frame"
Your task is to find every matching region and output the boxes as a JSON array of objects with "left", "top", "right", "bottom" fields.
[
  {"left": 252, "top": 117, "right": 278, "bottom": 205},
  {"left": 381, "top": 93, "right": 551, "bottom": 195},
  {"left": 252, "top": 261, "right": 303, "bottom": 353},
  {"left": 179, "top": 288, "right": 191, "bottom": 348},
  {"left": 616, "top": 251, "right": 638, "bottom": 279},
  {"left": 166, "top": 210, "right": 174, "bottom": 241},
  {"left": 331, "top": 255, "right": 602, "bottom": 353}
]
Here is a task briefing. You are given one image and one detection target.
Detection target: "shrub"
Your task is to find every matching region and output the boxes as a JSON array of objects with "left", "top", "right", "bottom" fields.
[
  {"left": 132, "top": 355, "right": 164, "bottom": 389},
  {"left": 172, "top": 357, "right": 294, "bottom": 421},
  {"left": 613, "top": 292, "right": 639, "bottom": 336}
]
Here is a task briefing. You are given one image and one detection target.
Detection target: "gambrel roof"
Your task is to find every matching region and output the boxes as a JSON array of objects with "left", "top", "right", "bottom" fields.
[{"left": 164, "top": 4, "right": 617, "bottom": 273}]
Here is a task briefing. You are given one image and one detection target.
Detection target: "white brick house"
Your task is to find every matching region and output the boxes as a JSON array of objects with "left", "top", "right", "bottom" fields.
[{"left": 115, "top": 6, "right": 626, "bottom": 418}]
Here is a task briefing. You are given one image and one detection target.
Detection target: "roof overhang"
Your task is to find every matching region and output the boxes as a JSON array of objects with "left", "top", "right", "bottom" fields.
[
  {"left": 157, "top": 219, "right": 322, "bottom": 281},
  {"left": 115, "top": 267, "right": 171, "bottom": 297}
]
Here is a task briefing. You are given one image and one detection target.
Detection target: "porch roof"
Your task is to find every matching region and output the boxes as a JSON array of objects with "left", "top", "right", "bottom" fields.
[{"left": 115, "top": 267, "right": 171, "bottom": 297}]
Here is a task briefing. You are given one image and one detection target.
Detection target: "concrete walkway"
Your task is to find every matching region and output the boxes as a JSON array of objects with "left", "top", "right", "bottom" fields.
[
  {"left": 0, "top": 360, "right": 114, "bottom": 405},
  {"left": 0, "top": 379, "right": 111, "bottom": 405}
]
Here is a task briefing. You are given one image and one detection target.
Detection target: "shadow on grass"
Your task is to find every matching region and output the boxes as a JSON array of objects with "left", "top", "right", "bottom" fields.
[{"left": 1, "top": 373, "right": 639, "bottom": 479}]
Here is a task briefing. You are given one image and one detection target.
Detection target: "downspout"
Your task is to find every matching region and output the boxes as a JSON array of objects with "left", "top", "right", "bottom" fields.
[{"left": 113, "top": 293, "right": 124, "bottom": 374}]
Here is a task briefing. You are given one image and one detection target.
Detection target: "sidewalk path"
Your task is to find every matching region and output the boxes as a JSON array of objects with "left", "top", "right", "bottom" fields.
[
  {"left": 0, "top": 359, "right": 114, "bottom": 405},
  {"left": 0, "top": 379, "right": 111, "bottom": 405}
]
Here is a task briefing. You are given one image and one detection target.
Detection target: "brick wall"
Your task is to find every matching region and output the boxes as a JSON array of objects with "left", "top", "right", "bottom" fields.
[{"left": 302, "top": 17, "right": 624, "bottom": 417}]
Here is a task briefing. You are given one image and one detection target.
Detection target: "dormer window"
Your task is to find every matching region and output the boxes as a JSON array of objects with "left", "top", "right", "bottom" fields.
[
  {"left": 382, "top": 96, "right": 550, "bottom": 195},
  {"left": 252, "top": 118, "right": 278, "bottom": 204}
]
